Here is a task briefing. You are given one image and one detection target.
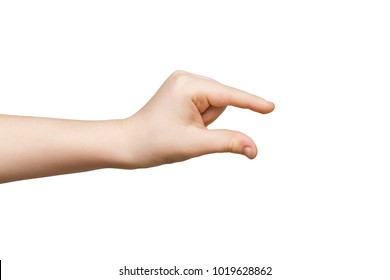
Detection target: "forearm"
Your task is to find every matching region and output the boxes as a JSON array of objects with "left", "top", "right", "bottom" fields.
[{"left": 0, "top": 115, "right": 128, "bottom": 183}]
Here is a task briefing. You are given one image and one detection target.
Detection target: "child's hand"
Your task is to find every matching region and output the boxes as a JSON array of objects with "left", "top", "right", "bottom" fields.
[
  {"left": 119, "top": 71, "right": 275, "bottom": 168},
  {"left": 0, "top": 71, "right": 274, "bottom": 183}
]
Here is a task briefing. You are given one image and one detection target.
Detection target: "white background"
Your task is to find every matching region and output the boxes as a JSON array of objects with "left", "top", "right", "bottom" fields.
[{"left": 0, "top": 0, "right": 389, "bottom": 279}]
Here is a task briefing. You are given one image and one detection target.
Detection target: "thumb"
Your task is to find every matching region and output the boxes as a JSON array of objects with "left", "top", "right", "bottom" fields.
[{"left": 197, "top": 129, "right": 258, "bottom": 159}]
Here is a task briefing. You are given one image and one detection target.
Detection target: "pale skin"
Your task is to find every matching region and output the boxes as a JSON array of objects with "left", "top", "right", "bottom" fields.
[{"left": 0, "top": 71, "right": 275, "bottom": 184}]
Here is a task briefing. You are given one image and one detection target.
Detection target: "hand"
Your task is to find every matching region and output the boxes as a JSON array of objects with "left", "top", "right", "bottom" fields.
[
  {"left": 119, "top": 71, "right": 275, "bottom": 168},
  {"left": 0, "top": 70, "right": 274, "bottom": 183}
]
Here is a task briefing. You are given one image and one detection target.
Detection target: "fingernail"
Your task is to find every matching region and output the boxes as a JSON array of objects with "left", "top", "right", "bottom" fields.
[{"left": 243, "top": 147, "right": 252, "bottom": 158}]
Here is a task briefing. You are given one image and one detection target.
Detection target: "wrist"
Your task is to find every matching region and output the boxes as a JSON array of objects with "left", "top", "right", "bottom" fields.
[{"left": 103, "top": 117, "right": 141, "bottom": 169}]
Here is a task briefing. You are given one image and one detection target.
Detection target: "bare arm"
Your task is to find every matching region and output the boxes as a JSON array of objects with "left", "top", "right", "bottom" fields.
[{"left": 0, "top": 71, "right": 274, "bottom": 183}]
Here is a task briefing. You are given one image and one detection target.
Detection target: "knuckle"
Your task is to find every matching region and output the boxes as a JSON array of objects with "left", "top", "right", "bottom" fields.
[
  {"left": 171, "top": 70, "right": 188, "bottom": 77},
  {"left": 169, "top": 70, "right": 191, "bottom": 84},
  {"left": 168, "top": 70, "right": 193, "bottom": 92},
  {"left": 224, "top": 134, "right": 237, "bottom": 153}
]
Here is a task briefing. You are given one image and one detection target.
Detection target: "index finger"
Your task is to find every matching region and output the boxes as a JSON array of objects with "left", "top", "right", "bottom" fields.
[{"left": 200, "top": 79, "right": 275, "bottom": 114}]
